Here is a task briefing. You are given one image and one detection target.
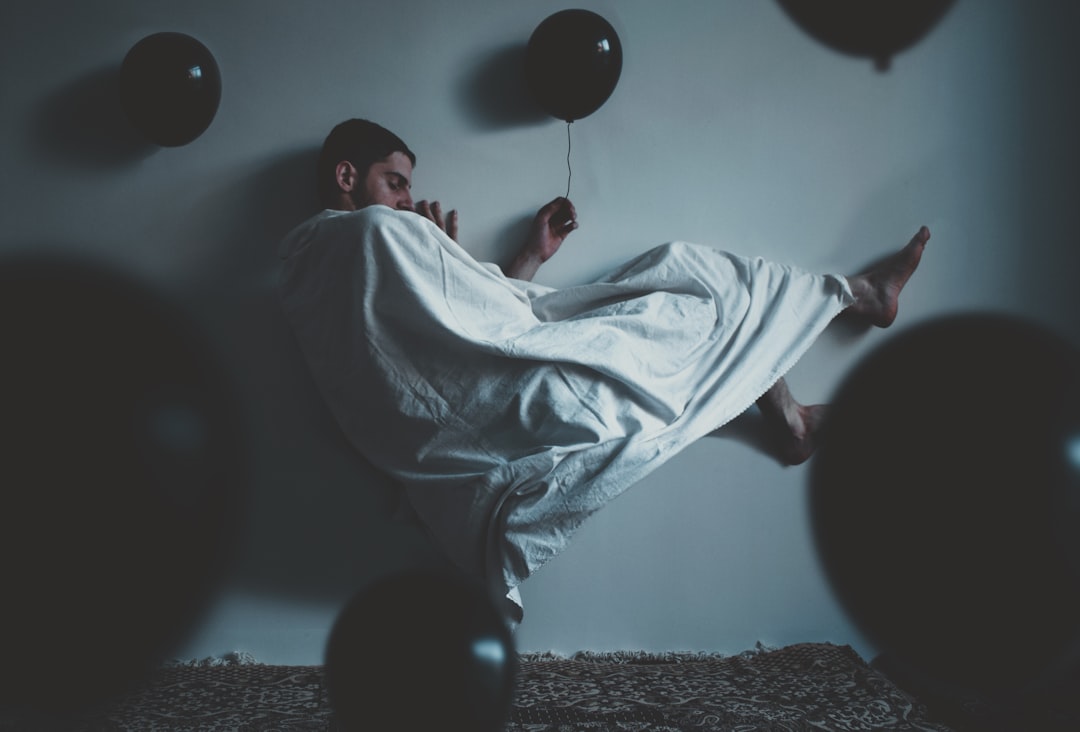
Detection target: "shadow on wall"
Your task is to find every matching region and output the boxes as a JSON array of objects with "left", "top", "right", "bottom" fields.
[
  {"left": 708, "top": 408, "right": 793, "bottom": 465},
  {"left": 489, "top": 211, "right": 538, "bottom": 270},
  {"left": 191, "top": 275, "right": 449, "bottom": 603},
  {"left": 176, "top": 150, "right": 452, "bottom": 603},
  {"left": 210, "top": 147, "right": 324, "bottom": 282},
  {"left": 30, "top": 64, "right": 157, "bottom": 169},
  {"left": 457, "top": 41, "right": 567, "bottom": 269},
  {"left": 457, "top": 42, "right": 551, "bottom": 130}
]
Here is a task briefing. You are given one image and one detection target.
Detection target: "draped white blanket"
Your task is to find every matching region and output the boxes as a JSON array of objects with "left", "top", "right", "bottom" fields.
[{"left": 278, "top": 206, "right": 853, "bottom": 618}]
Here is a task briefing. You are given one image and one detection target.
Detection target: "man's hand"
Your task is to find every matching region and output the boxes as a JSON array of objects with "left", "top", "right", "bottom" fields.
[
  {"left": 506, "top": 197, "right": 578, "bottom": 281},
  {"left": 530, "top": 197, "right": 578, "bottom": 261},
  {"left": 414, "top": 200, "right": 459, "bottom": 242}
]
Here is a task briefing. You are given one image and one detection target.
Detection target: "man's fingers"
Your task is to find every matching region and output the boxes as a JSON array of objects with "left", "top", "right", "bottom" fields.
[
  {"left": 413, "top": 200, "right": 458, "bottom": 240},
  {"left": 417, "top": 200, "right": 441, "bottom": 225},
  {"left": 540, "top": 197, "right": 569, "bottom": 217},
  {"left": 446, "top": 209, "right": 459, "bottom": 242},
  {"left": 548, "top": 198, "right": 577, "bottom": 237}
]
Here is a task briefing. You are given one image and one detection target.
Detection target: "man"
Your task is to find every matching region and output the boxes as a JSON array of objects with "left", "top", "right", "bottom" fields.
[{"left": 279, "top": 119, "right": 927, "bottom": 620}]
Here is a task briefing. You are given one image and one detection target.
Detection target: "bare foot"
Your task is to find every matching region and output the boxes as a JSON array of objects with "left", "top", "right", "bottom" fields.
[
  {"left": 848, "top": 226, "right": 930, "bottom": 328},
  {"left": 757, "top": 380, "right": 828, "bottom": 466},
  {"left": 772, "top": 403, "right": 827, "bottom": 466}
]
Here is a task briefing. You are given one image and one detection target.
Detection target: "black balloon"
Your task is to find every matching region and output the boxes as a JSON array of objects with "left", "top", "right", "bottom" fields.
[
  {"left": 0, "top": 257, "right": 245, "bottom": 716},
  {"left": 776, "top": 0, "right": 956, "bottom": 70},
  {"left": 120, "top": 32, "right": 222, "bottom": 146},
  {"left": 525, "top": 9, "right": 623, "bottom": 122},
  {"left": 812, "top": 314, "right": 1080, "bottom": 696},
  {"left": 325, "top": 570, "right": 517, "bottom": 732}
]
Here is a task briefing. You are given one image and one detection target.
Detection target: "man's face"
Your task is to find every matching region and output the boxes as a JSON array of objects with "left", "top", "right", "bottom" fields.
[{"left": 353, "top": 151, "right": 414, "bottom": 211}]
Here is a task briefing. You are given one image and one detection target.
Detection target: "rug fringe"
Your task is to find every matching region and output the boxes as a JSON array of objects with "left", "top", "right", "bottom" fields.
[
  {"left": 166, "top": 643, "right": 797, "bottom": 668},
  {"left": 519, "top": 642, "right": 777, "bottom": 664},
  {"left": 166, "top": 651, "right": 259, "bottom": 667}
]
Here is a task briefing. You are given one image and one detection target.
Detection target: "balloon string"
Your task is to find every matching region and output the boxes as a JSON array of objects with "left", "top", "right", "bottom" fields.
[{"left": 565, "top": 121, "right": 572, "bottom": 199}]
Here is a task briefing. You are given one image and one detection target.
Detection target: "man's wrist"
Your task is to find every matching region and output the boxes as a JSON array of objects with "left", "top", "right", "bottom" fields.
[{"left": 505, "top": 249, "right": 544, "bottom": 281}]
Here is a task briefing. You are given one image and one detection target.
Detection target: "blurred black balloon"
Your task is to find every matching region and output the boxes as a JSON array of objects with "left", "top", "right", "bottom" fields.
[
  {"left": 776, "top": 0, "right": 956, "bottom": 70},
  {"left": 120, "top": 32, "right": 222, "bottom": 146},
  {"left": 812, "top": 314, "right": 1080, "bottom": 696},
  {"left": 525, "top": 9, "right": 623, "bottom": 122},
  {"left": 325, "top": 569, "right": 517, "bottom": 732},
  {"left": 0, "top": 257, "right": 246, "bottom": 716}
]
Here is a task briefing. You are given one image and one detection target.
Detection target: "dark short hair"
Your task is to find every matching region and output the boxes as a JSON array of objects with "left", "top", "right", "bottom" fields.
[{"left": 316, "top": 119, "right": 416, "bottom": 203}]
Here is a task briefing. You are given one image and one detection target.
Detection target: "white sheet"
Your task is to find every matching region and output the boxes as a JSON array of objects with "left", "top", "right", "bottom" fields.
[{"left": 278, "top": 206, "right": 853, "bottom": 618}]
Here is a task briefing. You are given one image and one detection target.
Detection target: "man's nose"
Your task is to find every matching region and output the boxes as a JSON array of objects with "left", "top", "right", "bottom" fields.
[{"left": 399, "top": 192, "right": 414, "bottom": 211}]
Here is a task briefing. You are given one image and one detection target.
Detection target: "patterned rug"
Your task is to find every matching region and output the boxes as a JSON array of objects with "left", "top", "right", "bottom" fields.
[{"left": 1, "top": 643, "right": 958, "bottom": 731}]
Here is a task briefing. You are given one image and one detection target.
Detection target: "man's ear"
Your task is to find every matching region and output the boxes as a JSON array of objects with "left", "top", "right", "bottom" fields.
[{"left": 335, "top": 161, "right": 358, "bottom": 193}]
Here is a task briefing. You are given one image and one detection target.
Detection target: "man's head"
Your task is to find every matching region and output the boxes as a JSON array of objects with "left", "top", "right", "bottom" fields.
[{"left": 317, "top": 119, "right": 416, "bottom": 211}]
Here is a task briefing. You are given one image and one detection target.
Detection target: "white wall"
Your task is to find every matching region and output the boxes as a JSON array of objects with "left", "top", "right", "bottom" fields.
[{"left": 2, "top": 0, "right": 1077, "bottom": 664}]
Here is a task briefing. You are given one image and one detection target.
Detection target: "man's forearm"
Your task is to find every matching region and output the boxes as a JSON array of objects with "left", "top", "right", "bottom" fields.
[{"left": 504, "top": 249, "right": 545, "bottom": 281}]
